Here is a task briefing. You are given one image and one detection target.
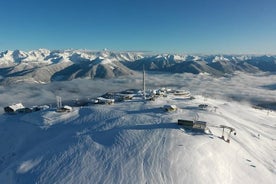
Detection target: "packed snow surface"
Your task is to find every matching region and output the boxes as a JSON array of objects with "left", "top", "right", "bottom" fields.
[{"left": 0, "top": 92, "right": 275, "bottom": 184}]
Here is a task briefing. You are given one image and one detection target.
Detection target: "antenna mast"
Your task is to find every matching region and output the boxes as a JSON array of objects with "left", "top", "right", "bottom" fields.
[
  {"left": 143, "top": 65, "right": 146, "bottom": 99},
  {"left": 56, "top": 96, "right": 62, "bottom": 109}
]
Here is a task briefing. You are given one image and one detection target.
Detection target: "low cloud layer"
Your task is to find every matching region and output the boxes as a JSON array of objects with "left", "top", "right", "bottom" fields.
[{"left": 1, "top": 72, "right": 275, "bottom": 114}]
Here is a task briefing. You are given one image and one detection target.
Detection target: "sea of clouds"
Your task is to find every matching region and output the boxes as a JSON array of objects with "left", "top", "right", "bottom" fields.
[{"left": 0, "top": 72, "right": 275, "bottom": 114}]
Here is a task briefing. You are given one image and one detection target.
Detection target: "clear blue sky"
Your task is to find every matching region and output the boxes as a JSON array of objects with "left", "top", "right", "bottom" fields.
[{"left": 0, "top": 0, "right": 276, "bottom": 54}]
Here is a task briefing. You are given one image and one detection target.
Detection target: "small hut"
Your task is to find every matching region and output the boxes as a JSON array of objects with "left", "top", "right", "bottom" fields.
[
  {"left": 163, "top": 105, "right": 177, "bottom": 112},
  {"left": 96, "top": 97, "right": 115, "bottom": 105},
  {"left": 178, "top": 119, "right": 194, "bottom": 127},
  {"left": 4, "top": 103, "right": 25, "bottom": 113},
  {"left": 56, "top": 105, "right": 72, "bottom": 113},
  {"left": 17, "top": 107, "right": 32, "bottom": 113},
  {"left": 173, "top": 90, "right": 191, "bottom": 97},
  {"left": 178, "top": 119, "right": 207, "bottom": 132}
]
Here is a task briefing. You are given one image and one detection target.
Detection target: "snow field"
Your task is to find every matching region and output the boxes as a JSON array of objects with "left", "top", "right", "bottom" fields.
[{"left": 0, "top": 93, "right": 275, "bottom": 184}]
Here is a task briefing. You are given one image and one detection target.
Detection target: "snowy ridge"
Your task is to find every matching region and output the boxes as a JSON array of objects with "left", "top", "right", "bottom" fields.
[
  {"left": 0, "top": 49, "right": 143, "bottom": 84},
  {"left": 0, "top": 49, "right": 275, "bottom": 84},
  {"left": 212, "top": 55, "right": 230, "bottom": 63},
  {"left": 0, "top": 49, "right": 144, "bottom": 66}
]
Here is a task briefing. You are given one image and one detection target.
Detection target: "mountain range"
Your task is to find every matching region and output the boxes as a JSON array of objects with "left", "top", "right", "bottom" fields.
[{"left": 0, "top": 49, "right": 275, "bottom": 84}]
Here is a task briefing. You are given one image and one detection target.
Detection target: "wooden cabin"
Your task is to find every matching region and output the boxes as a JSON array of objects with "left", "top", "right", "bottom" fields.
[{"left": 178, "top": 119, "right": 194, "bottom": 127}]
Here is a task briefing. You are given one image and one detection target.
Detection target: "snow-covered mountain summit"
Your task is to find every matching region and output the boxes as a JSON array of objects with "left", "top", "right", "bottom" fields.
[{"left": 0, "top": 90, "right": 275, "bottom": 184}]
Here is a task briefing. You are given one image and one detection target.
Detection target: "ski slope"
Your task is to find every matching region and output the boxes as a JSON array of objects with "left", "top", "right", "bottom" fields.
[{"left": 0, "top": 93, "right": 275, "bottom": 184}]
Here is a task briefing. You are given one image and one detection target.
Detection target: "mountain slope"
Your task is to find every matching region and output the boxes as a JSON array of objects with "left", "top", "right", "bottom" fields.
[
  {"left": 0, "top": 49, "right": 276, "bottom": 84},
  {"left": 0, "top": 50, "right": 142, "bottom": 84},
  {"left": 51, "top": 57, "right": 135, "bottom": 81},
  {"left": 0, "top": 94, "right": 275, "bottom": 184},
  {"left": 246, "top": 56, "right": 276, "bottom": 72}
]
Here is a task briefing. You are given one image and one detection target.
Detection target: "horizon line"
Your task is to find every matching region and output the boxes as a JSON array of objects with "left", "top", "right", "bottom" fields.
[{"left": 0, "top": 48, "right": 275, "bottom": 56}]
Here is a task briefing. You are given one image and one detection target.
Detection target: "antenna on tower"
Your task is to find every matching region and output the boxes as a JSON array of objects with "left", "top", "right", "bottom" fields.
[
  {"left": 143, "top": 65, "right": 146, "bottom": 99},
  {"left": 56, "top": 96, "right": 62, "bottom": 109}
]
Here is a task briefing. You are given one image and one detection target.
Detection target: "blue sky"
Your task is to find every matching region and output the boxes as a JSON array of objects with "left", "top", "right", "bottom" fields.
[{"left": 0, "top": 0, "right": 275, "bottom": 54}]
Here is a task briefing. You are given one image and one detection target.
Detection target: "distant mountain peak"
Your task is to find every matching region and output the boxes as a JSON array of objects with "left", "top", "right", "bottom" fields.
[{"left": 0, "top": 49, "right": 275, "bottom": 84}]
